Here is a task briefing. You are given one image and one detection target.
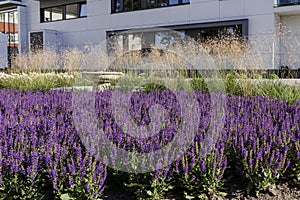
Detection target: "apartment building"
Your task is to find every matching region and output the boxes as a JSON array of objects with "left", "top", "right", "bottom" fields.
[{"left": 0, "top": 0, "right": 299, "bottom": 70}]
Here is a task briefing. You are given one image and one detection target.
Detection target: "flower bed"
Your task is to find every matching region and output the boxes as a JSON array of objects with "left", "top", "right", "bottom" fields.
[{"left": 0, "top": 89, "right": 299, "bottom": 199}]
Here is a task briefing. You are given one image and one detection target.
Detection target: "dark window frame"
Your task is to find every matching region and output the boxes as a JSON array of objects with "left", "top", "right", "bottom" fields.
[
  {"left": 111, "top": 0, "right": 190, "bottom": 13},
  {"left": 40, "top": 1, "right": 87, "bottom": 23}
]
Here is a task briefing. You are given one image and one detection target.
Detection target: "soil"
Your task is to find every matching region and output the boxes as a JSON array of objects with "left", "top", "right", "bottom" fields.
[
  {"left": 222, "top": 179, "right": 300, "bottom": 200},
  {"left": 102, "top": 179, "right": 300, "bottom": 200}
]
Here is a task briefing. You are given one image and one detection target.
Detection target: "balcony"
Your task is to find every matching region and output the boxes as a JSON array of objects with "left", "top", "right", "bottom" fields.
[
  {"left": 0, "top": 0, "right": 23, "bottom": 7},
  {"left": 274, "top": 0, "right": 300, "bottom": 15}
]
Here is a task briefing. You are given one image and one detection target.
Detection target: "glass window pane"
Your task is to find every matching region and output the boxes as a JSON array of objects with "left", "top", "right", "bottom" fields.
[
  {"left": 169, "top": 0, "right": 179, "bottom": 5},
  {"left": 66, "top": 4, "right": 78, "bottom": 19},
  {"left": 114, "top": 0, "right": 121, "bottom": 12},
  {"left": 128, "top": 34, "right": 142, "bottom": 50},
  {"left": 8, "top": 12, "right": 14, "bottom": 23},
  {"left": 0, "top": 14, "right": 4, "bottom": 32},
  {"left": 124, "top": 0, "right": 133, "bottom": 11},
  {"left": 43, "top": 8, "right": 51, "bottom": 22},
  {"left": 116, "top": 35, "right": 123, "bottom": 50},
  {"left": 80, "top": 3, "right": 87, "bottom": 17},
  {"left": 0, "top": 13, "right": 4, "bottom": 23},
  {"left": 148, "top": 0, "right": 157, "bottom": 8},
  {"left": 13, "top": 11, "right": 18, "bottom": 24},
  {"left": 4, "top": 13, "right": 9, "bottom": 33},
  {"left": 52, "top": 6, "right": 63, "bottom": 21},
  {"left": 134, "top": 0, "right": 142, "bottom": 10},
  {"left": 155, "top": 31, "right": 185, "bottom": 48},
  {"left": 158, "top": 0, "right": 168, "bottom": 7},
  {"left": 182, "top": 0, "right": 190, "bottom": 3}
]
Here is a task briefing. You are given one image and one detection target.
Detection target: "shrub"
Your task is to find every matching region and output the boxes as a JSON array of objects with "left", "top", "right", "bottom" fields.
[{"left": 267, "top": 74, "right": 279, "bottom": 79}]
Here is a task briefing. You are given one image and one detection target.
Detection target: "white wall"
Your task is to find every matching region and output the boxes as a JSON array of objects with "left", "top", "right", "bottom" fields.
[
  {"left": 22, "top": 0, "right": 277, "bottom": 49},
  {"left": 278, "top": 15, "right": 300, "bottom": 69}
]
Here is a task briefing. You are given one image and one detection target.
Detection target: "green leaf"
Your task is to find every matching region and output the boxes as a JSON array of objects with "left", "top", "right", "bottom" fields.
[
  {"left": 146, "top": 190, "right": 153, "bottom": 196},
  {"left": 184, "top": 192, "right": 195, "bottom": 200},
  {"left": 60, "top": 193, "right": 72, "bottom": 200}
]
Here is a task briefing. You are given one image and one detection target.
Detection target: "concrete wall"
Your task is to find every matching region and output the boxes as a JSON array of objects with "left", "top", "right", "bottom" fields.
[
  {"left": 0, "top": 33, "right": 7, "bottom": 69},
  {"left": 278, "top": 15, "right": 300, "bottom": 69}
]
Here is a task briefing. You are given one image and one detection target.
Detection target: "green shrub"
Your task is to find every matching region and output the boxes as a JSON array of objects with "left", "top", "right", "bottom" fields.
[
  {"left": 225, "top": 73, "right": 244, "bottom": 96},
  {"left": 267, "top": 74, "right": 279, "bottom": 79},
  {"left": 190, "top": 78, "right": 208, "bottom": 91}
]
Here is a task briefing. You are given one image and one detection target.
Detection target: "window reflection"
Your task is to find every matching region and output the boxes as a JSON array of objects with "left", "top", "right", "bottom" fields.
[
  {"left": 80, "top": 3, "right": 87, "bottom": 17},
  {"left": 155, "top": 31, "right": 185, "bottom": 49},
  {"left": 51, "top": 6, "right": 63, "bottom": 21},
  {"left": 112, "top": 0, "right": 190, "bottom": 13},
  {"left": 169, "top": 0, "right": 179, "bottom": 5},
  {"left": 124, "top": 0, "right": 133, "bottom": 11},
  {"left": 44, "top": 8, "right": 51, "bottom": 22},
  {"left": 41, "top": 2, "right": 87, "bottom": 22},
  {"left": 66, "top": 4, "right": 78, "bottom": 19},
  {"left": 128, "top": 34, "right": 142, "bottom": 50}
]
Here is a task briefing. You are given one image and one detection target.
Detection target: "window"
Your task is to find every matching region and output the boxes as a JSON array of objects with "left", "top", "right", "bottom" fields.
[
  {"left": 79, "top": 3, "right": 87, "bottom": 17},
  {"left": 43, "top": 8, "right": 51, "bottom": 22},
  {"left": 107, "top": 19, "right": 248, "bottom": 52},
  {"left": 155, "top": 31, "right": 185, "bottom": 49},
  {"left": 128, "top": 34, "right": 142, "bottom": 50},
  {"left": 41, "top": 2, "right": 87, "bottom": 22},
  {"left": 51, "top": 6, "right": 63, "bottom": 21},
  {"left": 111, "top": 0, "right": 189, "bottom": 13},
  {"left": 30, "top": 32, "right": 43, "bottom": 52},
  {"left": 198, "top": 25, "right": 242, "bottom": 42},
  {"left": 66, "top": 4, "right": 78, "bottom": 19}
]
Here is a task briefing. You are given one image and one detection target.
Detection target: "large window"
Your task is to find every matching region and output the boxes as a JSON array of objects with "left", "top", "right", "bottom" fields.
[
  {"left": 41, "top": 2, "right": 87, "bottom": 22},
  {"left": 111, "top": 0, "right": 190, "bottom": 13},
  {"left": 107, "top": 20, "right": 248, "bottom": 52},
  {"left": 196, "top": 25, "right": 243, "bottom": 42}
]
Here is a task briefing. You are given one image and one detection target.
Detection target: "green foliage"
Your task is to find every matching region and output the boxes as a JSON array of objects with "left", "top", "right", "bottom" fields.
[
  {"left": 179, "top": 147, "right": 227, "bottom": 199},
  {"left": 267, "top": 74, "right": 279, "bottom": 79},
  {"left": 225, "top": 73, "right": 244, "bottom": 96},
  {"left": 146, "top": 176, "right": 174, "bottom": 200},
  {"left": 124, "top": 172, "right": 152, "bottom": 200},
  {"left": 0, "top": 173, "right": 47, "bottom": 200},
  {"left": 50, "top": 154, "right": 106, "bottom": 200},
  {"left": 191, "top": 72, "right": 300, "bottom": 104},
  {"left": 190, "top": 78, "right": 208, "bottom": 91},
  {"left": 0, "top": 72, "right": 75, "bottom": 91},
  {"left": 250, "top": 82, "right": 300, "bottom": 104},
  {"left": 142, "top": 83, "right": 167, "bottom": 93}
]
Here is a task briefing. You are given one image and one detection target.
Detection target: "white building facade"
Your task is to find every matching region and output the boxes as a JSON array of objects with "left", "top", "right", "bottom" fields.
[{"left": 0, "top": 0, "right": 299, "bottom": 71}]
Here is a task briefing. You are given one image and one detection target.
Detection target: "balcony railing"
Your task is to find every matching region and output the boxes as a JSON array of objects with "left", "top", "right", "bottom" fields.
[{"left": 275, "top": 0, "right": 300, "bottom": 7}]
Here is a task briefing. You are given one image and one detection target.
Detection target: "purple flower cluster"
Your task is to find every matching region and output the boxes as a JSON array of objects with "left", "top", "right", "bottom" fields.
[
  {"left": 95, "top": 90, "right": 181, "bottom": 154},
  {"left": 0, "top": 88, "right": 299, "bottom": 197},
  {"left": 0, "top": 89, "right": 107, "bottom": 198},
  {"left": 224, "top": 95, "right": 299, "bottom": 189}
]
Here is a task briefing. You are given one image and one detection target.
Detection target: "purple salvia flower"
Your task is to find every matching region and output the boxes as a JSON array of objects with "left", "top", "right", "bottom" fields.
[
  {"left": 68, "top": 177, "right": 74, "bottom": 187},
  {"left": 86, "top": 183, "right": 91, "bottom": 193},
  {"left": 248, "top": 159, "right": 254, "bottom": 167},
  {"left": 285, "top": 160, "right": 291, "bottom": 169},
  {"left": 274, "top": 162, "right": 282, "bottom": 171},
  {"left": 200, "top": 160, "right": 206, "bottom": 173}
]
